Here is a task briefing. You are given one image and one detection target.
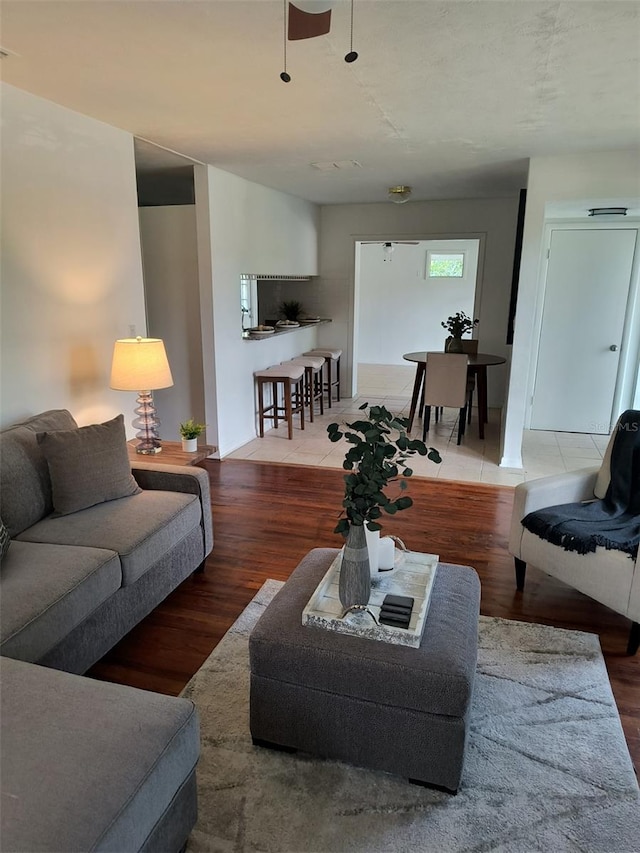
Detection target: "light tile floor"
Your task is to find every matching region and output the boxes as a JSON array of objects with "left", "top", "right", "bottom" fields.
[{"left": 228, "top": 364, "right": 608, "bottom": 487}]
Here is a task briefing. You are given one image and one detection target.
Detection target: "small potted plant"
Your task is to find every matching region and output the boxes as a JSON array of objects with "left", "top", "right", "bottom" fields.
[
  {"left": 278, "top": 300, "right": 303, "bottom": 324},
  {"left": 179, "top": 419, "right": 206, "bottom": 452},
  {"left": 441, "top": 311, "right": 479, "bottom": 352},
  {"left": 327, "top": 404, "right": 441, "bottom": 607}
]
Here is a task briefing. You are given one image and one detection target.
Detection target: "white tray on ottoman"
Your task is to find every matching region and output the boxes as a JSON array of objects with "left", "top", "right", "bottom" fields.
[
  {"left": 249, "top": 547, "right": 481, "bottom": 793},
  {"left": 302, "top": 549, "right": 438, "bottom": 647}
]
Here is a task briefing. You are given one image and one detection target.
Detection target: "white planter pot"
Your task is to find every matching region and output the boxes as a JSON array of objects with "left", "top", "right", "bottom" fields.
[
  {"left": 181, "top": 438, "right": 198, "bottom": 452},
  {"left": 378, "top": 536, "right": 396, "bottom": 570},
  {"left": 365, "top": 530, "right": 397, "bottom": 576}
]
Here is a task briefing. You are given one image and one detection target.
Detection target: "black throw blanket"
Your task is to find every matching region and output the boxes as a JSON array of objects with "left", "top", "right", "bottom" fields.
[{"left": 522, "top": 409, "right": 640, "bottom": 558}]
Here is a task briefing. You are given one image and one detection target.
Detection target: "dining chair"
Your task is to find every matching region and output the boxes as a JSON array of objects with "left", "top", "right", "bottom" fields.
[
  {"left": 460, "top": 340, "right": 479, "bottom": 425},
  {"left": 422, "top": 352, "right": 469, "bottom": 445},
  {"left": 437, "top": 340, "right": 477, "bottom": 426}
]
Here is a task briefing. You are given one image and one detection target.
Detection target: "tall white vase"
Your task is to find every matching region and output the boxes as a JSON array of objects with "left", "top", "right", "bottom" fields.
[{"left": 365, "top": 527, "right": 380, "bottom": 578}]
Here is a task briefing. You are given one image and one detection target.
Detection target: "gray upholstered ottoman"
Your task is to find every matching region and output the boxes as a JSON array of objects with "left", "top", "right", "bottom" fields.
[{"left": 249, "top": 547, "right": 480, "bottom": 793}]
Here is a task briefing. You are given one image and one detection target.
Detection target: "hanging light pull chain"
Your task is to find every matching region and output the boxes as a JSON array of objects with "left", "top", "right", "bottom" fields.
[
  {"left": 280, "top": 0, "right": 291, "bottom": 81},
  {"left": 345, "top": 0, "right": 358, "bottom": 63}
]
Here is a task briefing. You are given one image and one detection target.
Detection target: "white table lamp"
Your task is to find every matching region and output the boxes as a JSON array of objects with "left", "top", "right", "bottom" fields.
[{"left": 110, "top": 336, "right": 173, "bottom": 454}]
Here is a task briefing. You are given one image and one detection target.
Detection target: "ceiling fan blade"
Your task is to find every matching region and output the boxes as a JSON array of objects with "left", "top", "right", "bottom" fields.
[{"left": 288, "top": 2, "right": 332, "bottom": 40}]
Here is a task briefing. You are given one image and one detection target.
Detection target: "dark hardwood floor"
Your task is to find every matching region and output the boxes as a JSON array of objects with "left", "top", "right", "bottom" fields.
[{"left": 89, "top": 459, "right": 640, "bottom": 770}]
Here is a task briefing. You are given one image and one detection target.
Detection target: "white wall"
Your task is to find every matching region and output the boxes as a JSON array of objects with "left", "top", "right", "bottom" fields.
[
  {"left": 502, "top": 150, "right": 640, "bottom": 467},
  {"left": 316, "top": 198, "right": 520, "bottom": 407},
  {"left": 139, "top": 205, "right": 205, "bottom": 442},
  {"left": 357, "top": 239, "right": 479, "bottom": 365},
  {"left": 0, "top": 84, "right": 147, "bottom": 430},
  {"left": 199, "top": 166, "right": 321, "bottom": 456}
]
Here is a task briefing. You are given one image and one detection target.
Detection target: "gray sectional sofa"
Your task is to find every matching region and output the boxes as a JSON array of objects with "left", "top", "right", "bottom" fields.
[{"left": 0, "top": 409, "right": 214, "bottom": 851}]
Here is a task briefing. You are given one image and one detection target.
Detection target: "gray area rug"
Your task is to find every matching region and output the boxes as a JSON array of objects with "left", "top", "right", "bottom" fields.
[{"left": 182, "top": 580, "right": 640, "bottom": 852}]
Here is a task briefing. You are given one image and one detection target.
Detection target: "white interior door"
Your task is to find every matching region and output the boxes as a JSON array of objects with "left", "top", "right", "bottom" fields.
[{"left": 530, "top": 228, "right": 637, "bottom": 434}]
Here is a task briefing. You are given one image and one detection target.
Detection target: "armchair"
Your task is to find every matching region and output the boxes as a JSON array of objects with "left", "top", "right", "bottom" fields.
[{"left": 509, "top": 434, "right": 639, "bottom": 655}]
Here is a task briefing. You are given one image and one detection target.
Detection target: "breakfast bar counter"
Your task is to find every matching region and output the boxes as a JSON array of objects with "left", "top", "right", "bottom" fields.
[{"left": 243, "top": 319, "right": 331, "bottom": 341}]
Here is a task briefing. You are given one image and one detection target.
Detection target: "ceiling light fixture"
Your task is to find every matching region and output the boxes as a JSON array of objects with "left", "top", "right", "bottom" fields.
[
  {"left": 588, "top": 207, "right": 627, "bottom": 216},
  {"left": 388, "top": 186, "right": 412, "bottom": 204},
  {"left": 280, "top": 0, "right": 357, "bottom": 82}
]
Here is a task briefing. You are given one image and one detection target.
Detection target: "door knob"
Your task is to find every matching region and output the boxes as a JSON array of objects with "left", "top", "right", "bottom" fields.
[{"left": 609, "top": 345, "right": 618, "bottom": 351}]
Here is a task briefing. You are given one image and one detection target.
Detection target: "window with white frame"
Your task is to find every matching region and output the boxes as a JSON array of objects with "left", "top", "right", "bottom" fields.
[
  {"left": 240, "top": 274, "right": 258, "bottom": 333},
  {"left": 426, "top": 252, "right": 465, "bottom": 278}
]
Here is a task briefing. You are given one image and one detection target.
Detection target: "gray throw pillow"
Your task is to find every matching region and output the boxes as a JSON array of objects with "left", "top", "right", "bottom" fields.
[
  {"left": 0, "top": 517, "right": 10, "bottom": 563},
  {"left": 37, "top": 414, "right": 141, "bottom": 516}
]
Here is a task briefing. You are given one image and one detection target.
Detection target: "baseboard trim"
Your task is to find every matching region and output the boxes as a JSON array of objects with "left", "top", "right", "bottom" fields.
[{"left": 500, "top": 455, "right": 523, "bottom": 469}]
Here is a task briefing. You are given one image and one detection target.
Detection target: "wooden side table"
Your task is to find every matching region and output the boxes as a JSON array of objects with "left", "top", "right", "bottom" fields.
[{"left": 127, "top": 440, "right": 214, "bottom": 467}]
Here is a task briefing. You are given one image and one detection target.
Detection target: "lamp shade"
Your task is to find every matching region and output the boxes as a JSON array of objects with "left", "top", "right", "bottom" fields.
[{"left": 110, "top": 337, "right": 173, "bottom": 391}]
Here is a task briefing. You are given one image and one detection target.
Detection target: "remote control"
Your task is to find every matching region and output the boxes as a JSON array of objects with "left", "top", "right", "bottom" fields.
[{"left": 382, "top": 594, "right": 414, "bottom": 610}]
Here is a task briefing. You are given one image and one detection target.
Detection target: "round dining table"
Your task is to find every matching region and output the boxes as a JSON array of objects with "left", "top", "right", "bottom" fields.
[{"left": 403, "top": 351, "right": 507, "bottom": 439}]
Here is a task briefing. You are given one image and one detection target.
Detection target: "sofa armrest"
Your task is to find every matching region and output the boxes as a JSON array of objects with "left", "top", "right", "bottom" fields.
[
  {"left": 131, "top": 463, "right": 213, "bottom": 557},
  {"left": 508, "top": 466, "right": 599, "bottom": 558}
]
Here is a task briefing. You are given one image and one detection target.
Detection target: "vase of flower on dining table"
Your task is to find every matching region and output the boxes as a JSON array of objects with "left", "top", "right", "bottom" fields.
[
  {"left": 446, "top": 335, "right": 464, "bottom": 353},
  {"left": 442, "top": 311, "right": 478, "bottom": 353}
]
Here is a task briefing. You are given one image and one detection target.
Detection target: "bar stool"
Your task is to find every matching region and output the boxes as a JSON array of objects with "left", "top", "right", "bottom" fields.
[
  {"left": 254, "top": 363, "right": 305, "bottom": 440},
  {"left": 303, "top": 348, "right": 342, "bottom": 408},
  {"left": 287, "top": 356, "right": 325, "bottom": 423}
]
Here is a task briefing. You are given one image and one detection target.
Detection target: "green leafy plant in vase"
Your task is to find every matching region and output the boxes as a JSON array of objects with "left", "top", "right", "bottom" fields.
[
  {"left": 442, "top": 311, "right": 479, "bottom": 353},
  {"left": 327, "top": 403, "right": 442, "bottom": 609},
  {"left": 179, "top": 418, "right": 206, "bottom": 452}
]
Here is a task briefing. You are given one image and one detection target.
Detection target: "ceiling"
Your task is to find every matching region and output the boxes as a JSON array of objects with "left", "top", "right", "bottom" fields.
[{"left": 2, "top": 1, "right": 639, "bottom": 205}]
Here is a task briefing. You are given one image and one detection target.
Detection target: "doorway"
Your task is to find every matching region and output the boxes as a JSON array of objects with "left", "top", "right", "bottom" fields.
[
  {"left": 530, "top": 226, "right": 639, "bottom": 434},
  {"left": 355, "top": 239, "right": 480, "bottom": 396},
  {"left": 134, "top": 139, "right": 210, "bottom": 444}
]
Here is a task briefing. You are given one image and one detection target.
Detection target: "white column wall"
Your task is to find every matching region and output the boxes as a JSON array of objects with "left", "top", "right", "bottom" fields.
[
  {"left": 139, "top": 205, "right": 205, "bottom": 442},
  {"left": 201, "top": 166, "right": 320, "bottom": 457},
  {"left": 0, "top": 84, "right": 147, "bottom": 430},
  {"left": 502, "top": 150, "right": 640, "bottom": 467}
]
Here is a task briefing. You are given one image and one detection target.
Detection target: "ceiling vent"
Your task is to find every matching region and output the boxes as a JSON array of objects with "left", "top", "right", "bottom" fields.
[
  {"left": 248, "top": 275, "right": 312, "bottom": 281},
  {"left": 588, "top": 207, "right": 627, "bottom": 216}
]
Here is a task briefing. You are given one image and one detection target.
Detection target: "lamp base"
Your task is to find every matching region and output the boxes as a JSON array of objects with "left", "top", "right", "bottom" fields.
[
  {"left": 135, "top": 444, "right": 162, "bottom": 455},
  {"left": 132, "top": 392, "right": 163, "bottom": 455}
]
